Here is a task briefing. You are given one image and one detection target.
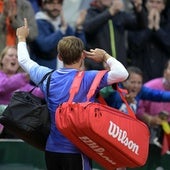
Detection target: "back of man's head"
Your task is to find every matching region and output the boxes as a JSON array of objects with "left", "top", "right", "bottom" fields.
[{"left": 57, "top": 36, "right": 84, "bottom": 65}]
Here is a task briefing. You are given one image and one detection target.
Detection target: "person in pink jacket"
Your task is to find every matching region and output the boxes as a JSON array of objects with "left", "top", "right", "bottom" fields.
[
  {"left": 0, "top": 46, "right": 43, "bottom": 138},
  {"left": 0, "top": 46, "right": 44, "bottom": 105}
]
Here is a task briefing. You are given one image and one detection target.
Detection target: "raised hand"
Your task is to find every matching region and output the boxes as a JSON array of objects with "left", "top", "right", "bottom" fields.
[
  {"left": 16, "top": 18, "right": 29, "bottom": 42},
  {"left": 84, "top": 48, "right": 111, "bottom": 63}
]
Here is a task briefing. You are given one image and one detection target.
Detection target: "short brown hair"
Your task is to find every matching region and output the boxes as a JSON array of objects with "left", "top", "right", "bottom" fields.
[{"left": 57, "top": 36, "right": 84, "bottom": 65}]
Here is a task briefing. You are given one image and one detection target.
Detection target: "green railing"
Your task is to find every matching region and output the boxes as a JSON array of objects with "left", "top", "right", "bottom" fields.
[
  {"left": 0, "top": 139, "right": 170, "bottom": 170},
  {"left": 0, "top": 139, "right": 46, "bottom": 170}
]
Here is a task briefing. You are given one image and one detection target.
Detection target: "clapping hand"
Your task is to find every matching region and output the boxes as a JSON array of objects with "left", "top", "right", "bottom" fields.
[
  {"left": 125, "top": 92, "right": 136, "bottom": 104},
  {"left": 3, "top": 0, "right": 17, "bottom": 19},
  {"left": 76, "top": 9, "right": 87, "bottom": 30},
  {"left": 109, "top": 0, "right": 124, "bottom": 16},
  {"left": 131, "top": 0, "right": 143, "bottom": 12},
  {"left": 148, "top": 9, "right": 160, "bottom": 30},
  {"left": 154, "top": 10, "right": 160, "bottom": 30},
  {"left": 60, "top": 10, "right": 68, "bottom": 33}
]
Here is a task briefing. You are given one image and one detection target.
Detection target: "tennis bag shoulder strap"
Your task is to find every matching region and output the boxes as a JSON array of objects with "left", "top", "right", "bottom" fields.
[
  {"left": 68, "top": 70, "right": 108, "bottom": 102},
  {"left": 68, "top": 70, "right": 135, "bottom": 118}
]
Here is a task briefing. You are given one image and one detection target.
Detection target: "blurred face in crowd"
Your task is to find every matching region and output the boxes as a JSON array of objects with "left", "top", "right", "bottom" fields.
[
  {"left": 123, "top": 72, "right": 143, "bottom": 98},
  {"left": 146, "top": 0, "right": 165, "bottom": 13},
  {"left": 0, "top": 47, "right": 19, "bottom": 75},
  {"left": 43, "top": 0, "right": 63, "bottom": 19},
  {"left": 164, "top": 61, "right": 170, "bottom": 84}
]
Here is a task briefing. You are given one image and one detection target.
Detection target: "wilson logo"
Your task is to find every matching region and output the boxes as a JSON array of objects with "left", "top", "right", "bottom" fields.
[
  {"left": 108, "top": 121, "right": 139, "bottom": 155},
  {"left": 79, "top": 136, "right": 116, "bottom": 165}
]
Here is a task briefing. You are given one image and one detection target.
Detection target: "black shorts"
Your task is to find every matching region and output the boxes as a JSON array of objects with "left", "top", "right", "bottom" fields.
[{"left": 45, "top": 151, "right": 92, "bottom": 170}]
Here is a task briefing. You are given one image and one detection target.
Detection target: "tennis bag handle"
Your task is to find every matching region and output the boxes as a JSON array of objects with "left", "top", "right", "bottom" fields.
[{"left": 68, "top": 70, "right": 136, "bottom": 118}]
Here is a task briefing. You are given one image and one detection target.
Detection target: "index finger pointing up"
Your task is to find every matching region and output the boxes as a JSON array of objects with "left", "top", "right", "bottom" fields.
[{"left": 24, "top": 18, "right": 28, "bottom": 28}]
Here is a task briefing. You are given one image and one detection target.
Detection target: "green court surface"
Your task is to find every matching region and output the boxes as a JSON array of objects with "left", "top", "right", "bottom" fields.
[
  {"left": 0, "top": 139, "right": 46, "bottom": 170},
  {"left": 0, "top": 139, "right": 170, "bottom": 170}
]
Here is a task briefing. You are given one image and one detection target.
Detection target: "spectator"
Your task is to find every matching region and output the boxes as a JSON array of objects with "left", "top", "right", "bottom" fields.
[
  {"left": 83, "top": 0, "right": 145, "bottom": 70},
  {"left": 136, "top": 59, "right": 170, "bottom": 170},
  {"left": 105, "top": 66, "right": 170, "bottom": 114},
  {"left": 128, "top": 0, "right": 170, "bottom": 82},
  {"left": 29, "top": 0, "right": 85, "bottom": 70},
  {"left": 16, "top": 18, "right": 128, "bottom": 170},
  {"left": 0, "top": 0, "right": 38, "bottom": 53},
  {"left": 0, "top": 46, "right": 43, "bottom": 138}
]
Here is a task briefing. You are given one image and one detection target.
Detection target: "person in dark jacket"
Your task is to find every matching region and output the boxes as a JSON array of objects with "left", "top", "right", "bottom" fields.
[
  {"left": 128, "top": 0, "right": 170, "bottom": 82},
  {"left": 29, "top": 0, "right": 85, "bottom": 69},
  {"left": 83, "top": 0, "right": 146, "bottom": 70}
]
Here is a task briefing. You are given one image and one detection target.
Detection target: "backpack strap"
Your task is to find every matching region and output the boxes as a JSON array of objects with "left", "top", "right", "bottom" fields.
[
  {"left": 38, "top": 70, "right": 55, "bottom": 86},
  {"left": 30, "top": 70, "right": 54, "bottom": 94},
  {"left": 68, "top": 71, "right": 84, "bottom": 102}
]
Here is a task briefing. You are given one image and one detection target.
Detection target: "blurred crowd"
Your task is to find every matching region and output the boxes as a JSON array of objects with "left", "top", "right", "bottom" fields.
[{"left": 0, "top": 0, "right": 170, "bottom": 170}]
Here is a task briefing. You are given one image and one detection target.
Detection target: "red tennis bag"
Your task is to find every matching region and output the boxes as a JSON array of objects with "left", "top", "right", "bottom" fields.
[{"left": 55, "top": 71, "right": 150, "bottom": 170}]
